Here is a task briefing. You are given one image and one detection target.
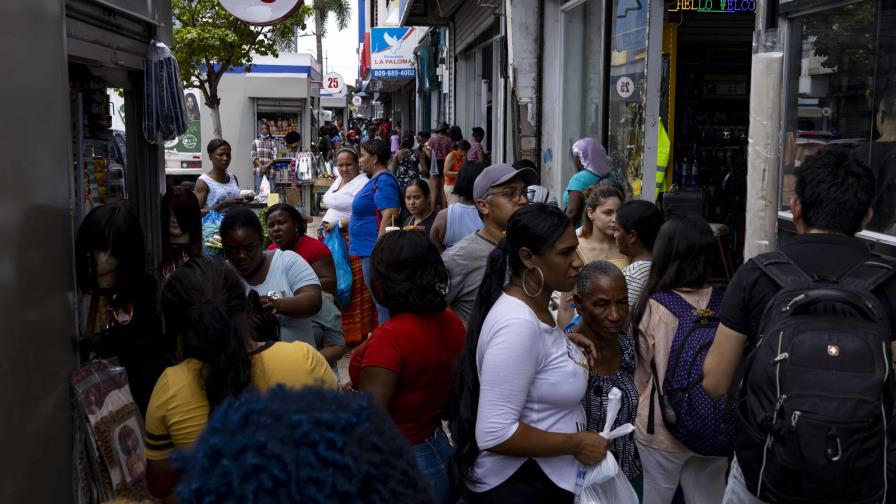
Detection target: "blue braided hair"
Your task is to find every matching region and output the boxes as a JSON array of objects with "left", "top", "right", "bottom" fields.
[{"left": 173, "top": 386, "right": 434, "bottom": 503}]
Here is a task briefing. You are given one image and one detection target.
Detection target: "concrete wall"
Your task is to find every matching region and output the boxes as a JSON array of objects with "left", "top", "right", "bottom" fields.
[
  {"left": 539, "top": 0, "right": 566, "bottom": 197},
  {"left": 508, "top": 0, "right": 540, "bottom": 166}
]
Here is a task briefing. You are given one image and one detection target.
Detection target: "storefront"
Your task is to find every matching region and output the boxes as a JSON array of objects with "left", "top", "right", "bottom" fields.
[
  {"left": 774, "top": 0, "right": 896, "bottom": 256},
  {"left": 1, "top": 0, "right": 172, "bottom": 500},
  {"left": 201, "top": 52, "right": 320, "bottom": 189},
  {"left": 543, "top": 0, "right": 895, "bottom": 262}
]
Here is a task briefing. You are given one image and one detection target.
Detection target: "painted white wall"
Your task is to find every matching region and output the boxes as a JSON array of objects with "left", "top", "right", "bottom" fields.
[
  {"left": 199, "top": 68, "right": 318, "bottom": 189},
  {"left": 540, "top": 0, "right": 565, "bottom": 198}
]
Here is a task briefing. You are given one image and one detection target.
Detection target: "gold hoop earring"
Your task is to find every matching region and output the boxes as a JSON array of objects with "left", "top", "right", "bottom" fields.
[{"left": 522, "top": 267, "right": 545, "bottom": 297}]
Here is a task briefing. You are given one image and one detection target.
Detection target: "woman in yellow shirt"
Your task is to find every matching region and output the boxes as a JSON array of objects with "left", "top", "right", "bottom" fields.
[{"left": 144, "top": 256, "right": 335, "bottom": 500}]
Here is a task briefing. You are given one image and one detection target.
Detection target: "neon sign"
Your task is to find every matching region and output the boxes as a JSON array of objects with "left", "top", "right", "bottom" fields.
[{"left": 668, "top": 0, "right": 756, "bottom": 13}]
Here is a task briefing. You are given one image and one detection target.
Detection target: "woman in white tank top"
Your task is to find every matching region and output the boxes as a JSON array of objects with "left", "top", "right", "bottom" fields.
[{"left": 194, "top": 139, "right": 250, "bottom": 214}]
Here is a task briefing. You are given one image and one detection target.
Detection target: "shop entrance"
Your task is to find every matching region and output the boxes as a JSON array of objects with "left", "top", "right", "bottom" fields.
[{"left": 660, "top": 8, "right": 755, "bottom": 265}]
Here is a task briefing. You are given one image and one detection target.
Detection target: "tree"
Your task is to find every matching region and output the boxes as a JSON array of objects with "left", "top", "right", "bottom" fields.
[
  {"left": 171, "top": 0, "right": 313, "bottom": 138},
  {"left": 311, "top": 0, "right": 351, "bottom": 72}
]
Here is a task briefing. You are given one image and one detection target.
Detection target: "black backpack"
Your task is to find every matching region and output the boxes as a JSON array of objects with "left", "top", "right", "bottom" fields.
[{"left": 736, "top": 251, "right": 896, "bottom": 504}]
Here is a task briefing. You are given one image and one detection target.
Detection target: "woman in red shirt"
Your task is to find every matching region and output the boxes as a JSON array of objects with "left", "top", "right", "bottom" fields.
[
  {"left": 350, "top": 229, "right": 465, "bottom": 504},
  {"left": 266, "top": 203, "right": 336, "bottom": 294}
]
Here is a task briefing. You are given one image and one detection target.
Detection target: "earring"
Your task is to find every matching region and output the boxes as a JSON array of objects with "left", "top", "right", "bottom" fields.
[{"left": 522, "top": 266, "right": 545, "bottom": 297}]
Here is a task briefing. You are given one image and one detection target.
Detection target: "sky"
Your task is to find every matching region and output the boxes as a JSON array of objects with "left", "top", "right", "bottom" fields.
[{"left": 296, "top": 4, "right": 361, "bottom": 85}]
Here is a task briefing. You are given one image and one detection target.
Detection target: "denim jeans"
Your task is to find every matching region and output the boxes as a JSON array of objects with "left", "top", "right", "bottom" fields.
[
  {"left": 414, "top": 428, "right": 455, "bottom": 504},
  {"left": 360, "top": 256, "right": 390, "bottom": 325},
  {"left": 254, "top": 172, "right": 263, "bottom": 193}
]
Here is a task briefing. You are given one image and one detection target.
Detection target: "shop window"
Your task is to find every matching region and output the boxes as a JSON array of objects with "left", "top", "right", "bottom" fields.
[
  {"left": 561, "top": 0, "right": 606, "bottom": 181},
  {"left": 606, "top": 0, "right": 649, "bottom": 196},
  {"left": 782, "top": 0, "right": 896, "bottom": 234}
]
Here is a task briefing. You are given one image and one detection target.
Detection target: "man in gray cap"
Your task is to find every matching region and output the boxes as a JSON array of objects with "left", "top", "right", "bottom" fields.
[{"left": 441, "top": 163, "right": 538, "bottom": 325}]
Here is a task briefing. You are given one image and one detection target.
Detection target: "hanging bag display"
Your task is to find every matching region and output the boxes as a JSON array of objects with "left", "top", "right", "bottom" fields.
[{"left": 143, "top": 40, "right": 188, "bottom": 144}]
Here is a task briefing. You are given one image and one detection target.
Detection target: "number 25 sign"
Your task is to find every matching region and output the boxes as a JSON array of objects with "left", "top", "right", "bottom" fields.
[
  {"left": 323, "top": 73, "right": 345, "bottom": 95},
  {"left": 616, "top": 77, "right": 635, "bottom": 99}
]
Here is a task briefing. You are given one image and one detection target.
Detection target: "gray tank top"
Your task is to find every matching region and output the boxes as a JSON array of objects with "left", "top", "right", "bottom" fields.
[
  {"left": 199, "top": 173, "right": 241, "bottom": 210},
  {"left": 443, "top": 203, "right": 483, "bottom": 249}
]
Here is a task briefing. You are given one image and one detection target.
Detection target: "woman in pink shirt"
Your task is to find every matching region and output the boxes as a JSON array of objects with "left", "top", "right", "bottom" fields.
[{"left": 631, "top": 214, "right": 728, "bottom": 504}]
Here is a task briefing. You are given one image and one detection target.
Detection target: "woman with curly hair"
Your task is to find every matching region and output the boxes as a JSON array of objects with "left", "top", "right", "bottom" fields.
[
  {"left": 350, "top": 230, "right": 466, "bottom": 504},
  {"left": 144, "top": 256, "right": 335, "bottom": 500},
  {"left": 174, "top": 386, "right": 434, "bottom": 503}
]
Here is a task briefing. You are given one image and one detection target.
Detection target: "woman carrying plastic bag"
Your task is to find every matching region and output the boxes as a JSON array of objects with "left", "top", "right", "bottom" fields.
[
  {"left": 321, "top": 227, "right": 352, "bottom": 308},
  {"left": 576, "top": 387, "right": 639, "bottom": 504}
]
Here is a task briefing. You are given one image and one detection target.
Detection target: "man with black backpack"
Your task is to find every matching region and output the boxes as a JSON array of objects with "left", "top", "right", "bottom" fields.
[{"left": 703, "top": 145, "right": 896, "bottom": 503}]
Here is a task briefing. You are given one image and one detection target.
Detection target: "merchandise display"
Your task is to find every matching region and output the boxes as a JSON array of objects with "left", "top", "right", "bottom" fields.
[
  {"left": 143, "top": 40, "right": 188, "bottom": 144},
  {"left": 72, "top": 359, "right": 152, "bottom": 502}
]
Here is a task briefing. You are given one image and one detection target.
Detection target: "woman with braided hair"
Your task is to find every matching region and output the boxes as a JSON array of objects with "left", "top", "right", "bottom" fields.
[{"left": 143, "top": 256, "right": 335, "bottom": 500}]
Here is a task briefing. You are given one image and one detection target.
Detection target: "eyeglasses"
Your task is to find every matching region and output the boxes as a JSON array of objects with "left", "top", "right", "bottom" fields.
[{"left": 487, "top": 186, "right": 529, "bottom": 202}]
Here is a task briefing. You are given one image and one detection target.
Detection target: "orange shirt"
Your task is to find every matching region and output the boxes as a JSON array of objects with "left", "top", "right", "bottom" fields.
[{"left": 444, "top": 151, "right": 464, "bottom": 185}]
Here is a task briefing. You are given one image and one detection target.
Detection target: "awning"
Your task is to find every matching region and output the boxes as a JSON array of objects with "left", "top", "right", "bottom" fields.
[{"left": 396, "top": 0, "right": 464, "bottom": 26}]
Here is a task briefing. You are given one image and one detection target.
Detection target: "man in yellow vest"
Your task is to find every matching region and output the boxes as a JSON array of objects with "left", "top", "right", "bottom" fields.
[{"left": 656, "top": 119, "right": 671, "bottom": 200}]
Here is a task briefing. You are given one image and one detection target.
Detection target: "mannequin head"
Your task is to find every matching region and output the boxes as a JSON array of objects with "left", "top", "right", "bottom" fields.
[
  {"left": 161, "top": 187, "right": 202, "bottom": 261},
  {"left": 76, "top": 203, "right": 146, "bottom": 302}
]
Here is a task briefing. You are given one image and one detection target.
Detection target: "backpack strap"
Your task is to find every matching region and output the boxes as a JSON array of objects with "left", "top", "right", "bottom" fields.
[
  {"left": 647, "top": 357, "right": 663, "bottom": 435},
  {"left": 838, "top": 255, "right": 896, "bottom": 293},
  {"left": 753, "top": 251, "right": 813, "bottom": 290},
  {"left": 651, "top": 291, "right": 695, "bottom": 321},
  {"left": 707, "top": 286, "right": 726, "bottom": 313}
]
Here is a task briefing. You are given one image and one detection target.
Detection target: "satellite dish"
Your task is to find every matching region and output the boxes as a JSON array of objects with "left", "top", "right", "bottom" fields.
[{"left": 219, "top": 0, "right": 303, "bottom": 26}]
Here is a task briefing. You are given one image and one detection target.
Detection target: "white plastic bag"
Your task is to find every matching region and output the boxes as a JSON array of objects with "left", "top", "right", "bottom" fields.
[
  {"left": 575, "top": 387, "right": 639, "bottom": 504},
  {"left": 259, "top": 175, "right": 271, "bottom": 197}
]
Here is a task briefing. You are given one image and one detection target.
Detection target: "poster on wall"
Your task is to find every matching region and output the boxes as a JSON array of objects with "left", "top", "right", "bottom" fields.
[
  {"left": 370, "top": 27, "right": 418, "bottom": 79},
  {"left": 165, "top": 90, "right": 202, "bottom": 154}
]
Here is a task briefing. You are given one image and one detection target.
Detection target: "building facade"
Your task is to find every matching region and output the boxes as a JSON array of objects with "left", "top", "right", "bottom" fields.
[{"left": 382, "top": 0, "right": 895, "bottom": 259}]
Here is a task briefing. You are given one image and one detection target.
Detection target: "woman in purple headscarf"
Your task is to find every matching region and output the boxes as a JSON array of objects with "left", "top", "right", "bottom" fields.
[{"left": 563, "top": 137, "right": 612, "bottom": 226}]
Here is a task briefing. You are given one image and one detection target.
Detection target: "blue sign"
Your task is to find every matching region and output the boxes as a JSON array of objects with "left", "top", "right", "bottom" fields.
[{"left": 371, "top": 27, "right": 417, "bottom": 79}]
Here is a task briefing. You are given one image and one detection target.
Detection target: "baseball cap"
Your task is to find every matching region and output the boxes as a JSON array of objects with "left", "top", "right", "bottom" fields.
[{"left": 474, "top": 163, "right": 538, "bottom": 201}]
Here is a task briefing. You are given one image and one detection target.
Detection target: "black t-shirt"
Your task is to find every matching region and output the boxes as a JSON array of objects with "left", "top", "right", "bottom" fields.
[
  {"left": 720, "top": 233, "right": 896, "bottom": 347},
  {"left": 855, "top": 141, "right": 896, "bottom": 232}
]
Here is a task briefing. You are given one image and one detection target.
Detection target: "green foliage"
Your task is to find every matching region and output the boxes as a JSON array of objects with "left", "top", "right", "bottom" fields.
[
  {"left": 171, "top": 0, "right": 314, "bottom": 108},
  {"left": 802, "top": 1, "right": 875, "bottom": 74},
  {"left": 312, "top": 0, "right": 351, "bottom": 39}
]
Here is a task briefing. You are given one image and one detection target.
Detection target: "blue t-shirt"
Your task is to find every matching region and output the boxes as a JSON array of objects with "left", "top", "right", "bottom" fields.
[
  {"left": 349, "top": 171, "right": 400, "bottom": 257},
  {"left": 562, "top": 170, "right": 602, "bottom": 207}
]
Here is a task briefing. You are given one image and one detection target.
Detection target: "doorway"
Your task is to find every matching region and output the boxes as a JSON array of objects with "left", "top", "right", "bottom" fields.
[{"left": 661, "top": 9, "right": 754, "bottom": 264}]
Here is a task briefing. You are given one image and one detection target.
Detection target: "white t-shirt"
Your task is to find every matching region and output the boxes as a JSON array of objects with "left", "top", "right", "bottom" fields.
[
  {"left": 321, "top": 173, "right": 370, "bottom": 224},
  {"left": 471, "top": 294, "right": 589, "bottom": 493},
  {"left": 243, "top": 249, "right": 321, "bottom": 347}
]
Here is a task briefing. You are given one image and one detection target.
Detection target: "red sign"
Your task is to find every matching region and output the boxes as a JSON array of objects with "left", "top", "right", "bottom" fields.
[{"left": 219, "top": 0, "right": 303, "bottom": 26}]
